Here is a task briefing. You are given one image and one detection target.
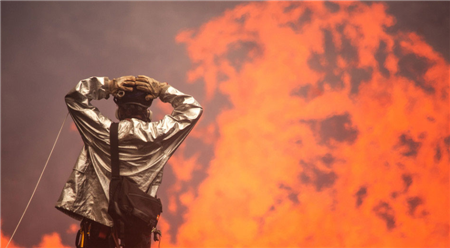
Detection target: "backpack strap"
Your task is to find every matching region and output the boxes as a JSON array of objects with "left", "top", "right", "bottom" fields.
[
  {"left": 110, "top": 122, "right": 120, "bottom": 179},
  {"left": 109, "top": 122, "right": 125, "bottom": 247}
]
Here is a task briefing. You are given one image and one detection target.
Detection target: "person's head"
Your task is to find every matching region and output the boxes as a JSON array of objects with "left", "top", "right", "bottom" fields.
[{"left": 114, "top": 86, "right": 153, "bottom": 122}]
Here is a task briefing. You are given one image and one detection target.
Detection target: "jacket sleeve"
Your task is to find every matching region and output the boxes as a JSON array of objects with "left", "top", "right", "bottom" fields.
[
  {"left": 140, "top": 85, "right": 203, "bottom": 195},
  {"left": 134, "top": 85, "right": 203, "bottom": 151},
  {"left": 66, "top": 76, "right": 203, "bottom": 170},
  {"left": 65, "top": 77, "right": 112, "bottom": 151},
  {"left": 156, "top": 85, "right": 203, "bottom": 140}
]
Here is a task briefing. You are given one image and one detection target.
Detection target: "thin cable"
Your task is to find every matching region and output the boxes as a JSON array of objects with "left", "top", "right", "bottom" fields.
[{"left": 5, "top": 112, "right": 69, "bottom": 248}]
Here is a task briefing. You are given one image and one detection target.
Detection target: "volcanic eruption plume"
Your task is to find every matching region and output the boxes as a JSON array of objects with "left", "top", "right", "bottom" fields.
[{"left": 160, "top": 1, "right": 449, "bottom": 247}]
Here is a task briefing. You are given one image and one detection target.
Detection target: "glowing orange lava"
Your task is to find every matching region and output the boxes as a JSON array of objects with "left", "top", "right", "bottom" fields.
[
  {"left": 1, "top": 230, "right": 69, "bottom": 248},
  {"left": 161, "top": 1, "right": 449, "bottom": 247}
]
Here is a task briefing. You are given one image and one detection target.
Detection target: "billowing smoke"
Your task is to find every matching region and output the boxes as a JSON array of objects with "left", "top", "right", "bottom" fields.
[{"left": 158, "top": 1, "right": 449, "bottom": 247}]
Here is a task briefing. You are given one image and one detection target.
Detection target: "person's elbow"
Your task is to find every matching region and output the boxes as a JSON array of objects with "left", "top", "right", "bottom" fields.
[
  {"left": 194, "top": 104, "right": 203, "bottom": 121},
  {"left": 64, "top": 89, "right": 78, "bottom": 107}
]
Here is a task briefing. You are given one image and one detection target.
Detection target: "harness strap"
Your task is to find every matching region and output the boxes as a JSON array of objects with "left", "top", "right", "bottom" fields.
[
  {"left": 110, "top": 122, "right": 161, "bottom": 247},
  {"left": 110, "top": 122, "right": 125, "bottom": 248},
  {"left": 110, "top": 122, "right": 119, "bottom": 179}
]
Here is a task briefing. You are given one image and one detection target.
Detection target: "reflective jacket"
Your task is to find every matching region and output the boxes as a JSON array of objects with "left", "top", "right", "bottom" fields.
[{"left": 55, "top": 77, "right": 203, "bottom": 227}]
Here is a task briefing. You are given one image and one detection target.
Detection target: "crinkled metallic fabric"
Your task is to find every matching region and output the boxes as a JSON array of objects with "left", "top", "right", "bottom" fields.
[{"left": 55, "top": 77, "right": 203, "bottom": 227}]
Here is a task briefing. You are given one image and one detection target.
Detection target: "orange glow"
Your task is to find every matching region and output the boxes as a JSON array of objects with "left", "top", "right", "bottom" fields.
[
  {"left": 66, "top": 224, "right": 78, "bottom": 234},
  {"left": 1, "top": 230, "right": 70, "bottom": 248},
  {"left": 1, "top": 230, "right": 24, "bottom": 248},
  {"left": 165, "top": 1, "right": 450, "bottom": 247},
  {"left": 70, "top": 122, "right": 77, "bottom": 132},
  {"left": 31, "top": 232, "right": 70, "bottom": 248}
]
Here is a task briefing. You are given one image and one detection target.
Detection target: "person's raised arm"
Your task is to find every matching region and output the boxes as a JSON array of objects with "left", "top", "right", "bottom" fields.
[
  {"left": 65, "top": 76, "right": 136, "bottom": 147},
  {"left": 135, "top": 75, "right": 203, "bottom": 146}
]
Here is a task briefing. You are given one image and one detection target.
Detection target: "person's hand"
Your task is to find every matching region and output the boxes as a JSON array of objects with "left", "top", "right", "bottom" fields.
[
  {"left": 135, "top": 75, "right": 168, "bottom": 100},
  {"left": 109, "top": 76, "right": 136, "bottom": 98}
]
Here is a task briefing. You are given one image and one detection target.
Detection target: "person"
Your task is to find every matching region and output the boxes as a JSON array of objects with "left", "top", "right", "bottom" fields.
[{"left": 55, "top": 75, "right": 203, "bottom": 247}]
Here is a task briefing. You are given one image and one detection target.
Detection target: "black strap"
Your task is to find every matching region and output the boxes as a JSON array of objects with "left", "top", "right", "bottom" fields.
[
  {"left": 110, "top": 122, "right": 119, "bottom": 179},
  {"left": 110, "top": 122, "right": 124, "bottom": 247}
]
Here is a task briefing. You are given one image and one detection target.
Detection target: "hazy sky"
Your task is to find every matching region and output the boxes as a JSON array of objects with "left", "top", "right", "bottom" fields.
[{"left": 2, "top": 1, "right": 449, "bottom": 247}]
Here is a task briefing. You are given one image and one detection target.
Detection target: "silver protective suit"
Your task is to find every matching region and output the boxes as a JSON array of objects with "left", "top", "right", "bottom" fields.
[{"left": 55, "top": 77, "right": 203, "bottom": 227}]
